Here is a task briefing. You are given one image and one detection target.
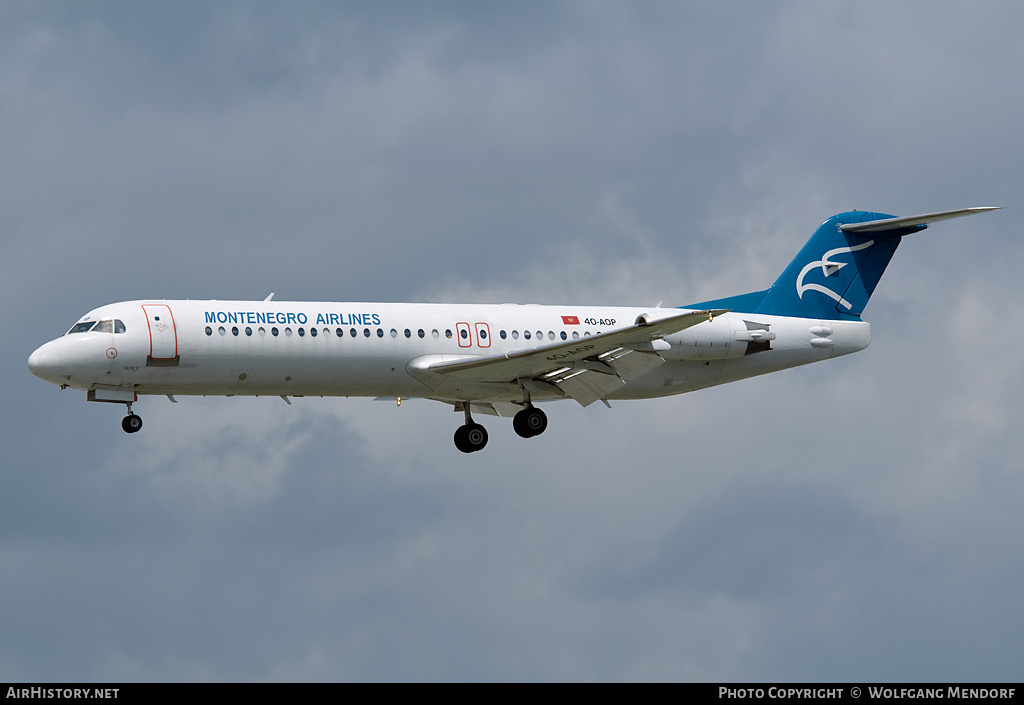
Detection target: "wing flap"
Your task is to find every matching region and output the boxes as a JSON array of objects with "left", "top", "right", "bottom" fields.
[
  {"left": 553, "top": 369, "right": 625, "bottom": 407},
  {"left": 550, "top": 349, "right": 666, "bottom": 407},
  {"left": 603, "top": 348, "right": 666, "bottom": 380}
]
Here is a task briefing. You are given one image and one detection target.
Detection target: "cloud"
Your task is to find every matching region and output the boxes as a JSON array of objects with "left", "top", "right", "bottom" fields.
[{"left": 4, "top": 0, "right": 1024, "bottom": 682}]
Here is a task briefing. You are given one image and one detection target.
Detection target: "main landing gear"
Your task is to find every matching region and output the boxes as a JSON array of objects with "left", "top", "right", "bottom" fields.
[
  {"left": 453, "top": 402, "right": 549, "bottom": 453},
  {"left": 512, "top": 384, "right": 547, "bottom": 439},
  {"left": 454, "top": 406, "right": 488, "bottom": 453},
  {"left": 513, "top": 405, "right": 547, "bottom": 439},
  {"left": 121, "top": 402, "right": 143, "bottom": 434}
]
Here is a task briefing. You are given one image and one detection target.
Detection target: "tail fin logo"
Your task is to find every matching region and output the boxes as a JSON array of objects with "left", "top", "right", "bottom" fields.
[{"left": 795, "top": 240, "right": 874, "bottom": 311}]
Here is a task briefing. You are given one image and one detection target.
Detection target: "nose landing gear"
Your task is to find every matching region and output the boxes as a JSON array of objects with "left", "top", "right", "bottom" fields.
[{"left": 121, "top": 403, "right": 143, "bottom": 434}]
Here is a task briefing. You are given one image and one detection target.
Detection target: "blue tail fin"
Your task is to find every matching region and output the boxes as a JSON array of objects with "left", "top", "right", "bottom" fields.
[
  {"left": 755, "top": 211, "right": 906, "bottom": 320},
  {"left": 685, "top": 208, "right": 999, "bottom": 320}
]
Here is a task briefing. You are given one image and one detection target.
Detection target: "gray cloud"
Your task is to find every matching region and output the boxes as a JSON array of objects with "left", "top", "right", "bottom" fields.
[{"left": 3, "top": 0, "right": 1023, "bottom": 681}]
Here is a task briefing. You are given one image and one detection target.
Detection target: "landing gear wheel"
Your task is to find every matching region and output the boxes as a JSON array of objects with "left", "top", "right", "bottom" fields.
[
  {"left": 454, "top": 425, "right": 470, "bottom": 452},
  {"left": 513, "top": 407, "right": 548, "bottom": 438},
  {"left": 121, "top": 414, "right": 143, "bottom": 434},
  {"left": 454, "top": 423, "right": 488, "bottom": 453}
]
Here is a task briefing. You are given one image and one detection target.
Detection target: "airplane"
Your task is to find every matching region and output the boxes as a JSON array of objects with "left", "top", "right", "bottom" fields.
[{"left": 28, "top": 207, "right": 998, "bottom": 452}]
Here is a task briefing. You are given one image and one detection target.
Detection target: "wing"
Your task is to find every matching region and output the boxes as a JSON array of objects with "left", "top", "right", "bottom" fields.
[{"left": 408, "top": 309, "right": 727, "bottom": 407}]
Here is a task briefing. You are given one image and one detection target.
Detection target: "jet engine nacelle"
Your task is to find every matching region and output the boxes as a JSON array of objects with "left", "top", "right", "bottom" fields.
[{"left": 661, "top": 315, "right": 748, "bottom": 361}]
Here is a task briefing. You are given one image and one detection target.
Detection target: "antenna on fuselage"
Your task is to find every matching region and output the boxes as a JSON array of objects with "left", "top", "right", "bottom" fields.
[{"left": 264, "top": 292, "right": 275, "bottom": 301}]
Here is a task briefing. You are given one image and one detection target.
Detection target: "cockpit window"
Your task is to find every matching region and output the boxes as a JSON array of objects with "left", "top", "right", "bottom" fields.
[{"left": 68, "top": 318, "right": 126, "bottom": 335}]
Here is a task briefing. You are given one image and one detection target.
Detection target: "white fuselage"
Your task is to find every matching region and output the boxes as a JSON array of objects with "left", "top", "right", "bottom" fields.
[{"left": 29, "top": 299, "right": 870, "bottom": 404}]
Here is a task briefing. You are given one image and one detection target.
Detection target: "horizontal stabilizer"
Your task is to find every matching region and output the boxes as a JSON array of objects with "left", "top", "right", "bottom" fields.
[
  {"left": 840, "top": 207, "right": 1000, "bottom": 233},
  {"left": 746, "top": 206, "right": 1000, "bottom": 320}
]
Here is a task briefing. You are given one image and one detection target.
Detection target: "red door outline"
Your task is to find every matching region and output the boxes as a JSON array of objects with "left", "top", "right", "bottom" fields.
[
  {"left": 456, "top": 322, "right": 472, "bottom": 348},
  {"left": 142, "top": 304, "right": 178, "bottom": 360},
  {"left": 475, "top": 322, "right": 491, "bottom": 348}
]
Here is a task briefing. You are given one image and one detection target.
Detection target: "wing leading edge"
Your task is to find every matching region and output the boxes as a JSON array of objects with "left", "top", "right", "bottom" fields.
[{"left": 408, "top": 309, "right": 727, "bottom": 407}]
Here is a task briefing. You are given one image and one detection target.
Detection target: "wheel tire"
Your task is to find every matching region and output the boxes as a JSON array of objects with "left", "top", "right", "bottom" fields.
[
  {"left": 122, "top": 414, "right": 143, "bottom": 434},
  {"left": 454, "top": 425, "right": 472, "bottom": 453},
  {"left": 526, "top": 407, "right": 547, "bottom": 436},
  {"left": 515, "top": 407, "right": 547, "bottom": 438},
  {"left": 513, "top": 410, "right": 532, "bottom": 438},
  {"left": 465, "top": 423, "right": 488, "bottom": 451}
]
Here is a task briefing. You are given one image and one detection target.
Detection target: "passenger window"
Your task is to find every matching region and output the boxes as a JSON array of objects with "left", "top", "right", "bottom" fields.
[
  {"left": 350, "top": 328, "right": 357, "bottom": 338},
  {"left": 323, "top": 328, "right": 329, "bottom": 337},
  {"left": 512, "top": 330, "right": 519, "bottom": 339},
  {"left": 500, "top": 330, "right": 507, "bottom": 339},
  {"left": 445, "top": 329, "right": 453, "bottom": 339},
  {"left": 114, "top": 320, "right": 126, "bottom": 334},
  {"left": 460, "top": 329, "right": 468, "bottom": 340},
  {"left": 272, "top": 327, "right": 279, "bottom": 336},
  {"left": 363, "top": 328, "right": 370, "bottom": 337},
  {"left": 205, "top": 326, "right": 212, "bottom": 336},
  {"left": 391, "top": 329, "right": 398, "bottom": 338},
  {"left": 285, "top": 327, "right": 293, "bottom": 336},
  {"left": 94, "top": 320, "right": 113, "bottom": 333},
  {"left": 524, "top": 331, "right": 531, "bottom": 340},
  {"left": 377, "top": 328, "right": 384, "bottom": 338},
  {"left": 404, "top": 329, "right": 411, "bottom": 338},
  {"left": 245, "top": 327, "right": 252, "bottom": 336},
  {"left": 259, "top": 327, "right": 266, "bottom": 336},
  {"left": 219, "top": 327, "right": 226, "bottom": 336},
  {"left": 560, "top": 331, "right": 567, "bottom": 340},
  {"left": 548, "top": 331, "right": 554, "bottom": 340},
  {"left": 418, "top": 329, "right": 425, "bottom": 338},
  {"left": 310, "top": 327, "right": 317, "bottom": 337},
  {"left": 572, "top": 331, "right": 579, "bottom": 339},
  {"left": 298, "top": 327, "right": 305, "bottom": 337},
  {"left": 536, "top": 331, "right": 542, "bottom": 340},
  {"left": 232, "top": 326, "right": 239, "bottom": 336},
  {"left": 480, "top": 329, "right": 488, "bottom": 340},
  {"left": 432, "top": 329, "right": 439, "bottom": 339},
  {"left": 336, "top": 328, "right": 344, "bottom": 337}
]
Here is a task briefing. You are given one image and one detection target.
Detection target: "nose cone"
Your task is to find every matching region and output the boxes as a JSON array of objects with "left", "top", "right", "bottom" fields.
[{"left": 28, "top": 341, "right": 65, "bottom": 384}]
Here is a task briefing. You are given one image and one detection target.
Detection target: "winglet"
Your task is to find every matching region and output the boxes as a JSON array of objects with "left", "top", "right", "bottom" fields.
[{"left": 840, "top": 207, "right": 1000, "bottom": 233}]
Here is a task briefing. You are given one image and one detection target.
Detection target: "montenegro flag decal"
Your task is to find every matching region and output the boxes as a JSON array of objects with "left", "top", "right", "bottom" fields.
[{"left": 561, "top": 315, "right": 580, "bottom": 325}]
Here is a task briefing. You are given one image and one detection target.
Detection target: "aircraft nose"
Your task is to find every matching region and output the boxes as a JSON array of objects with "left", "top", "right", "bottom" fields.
[{"left": 28, "top": 342, "right": 64, "bottom": 382}]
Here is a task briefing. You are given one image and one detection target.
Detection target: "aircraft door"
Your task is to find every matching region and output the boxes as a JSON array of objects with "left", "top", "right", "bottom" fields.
[
  {"left": 142, "top": 304, "right": 179, "bottom": 365},
  {"left": 456, "top": 322, "right": 472, "bottom": 348}
]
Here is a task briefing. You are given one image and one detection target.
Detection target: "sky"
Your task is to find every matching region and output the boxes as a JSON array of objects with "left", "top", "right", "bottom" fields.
[{"left": 2, "top": 0, "right": 1022, "bottom": 682}]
